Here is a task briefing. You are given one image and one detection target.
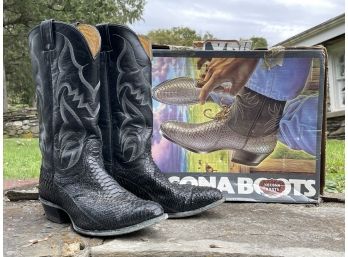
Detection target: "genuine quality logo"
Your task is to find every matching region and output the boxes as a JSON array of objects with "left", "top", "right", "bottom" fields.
[{"left": 254, "top": 178, "right": 291, "bottom": 198}]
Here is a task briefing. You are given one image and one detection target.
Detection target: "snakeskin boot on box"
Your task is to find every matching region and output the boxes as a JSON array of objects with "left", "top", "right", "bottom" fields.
[
  {"left": 97, "top": 24, "right": 224, "bottom": 218},
  {"left": 153, "top": 77, "right": 203, "bottom": 105},
  {"left": 28, "top": 20, "right": 166, "bottom": 236},
  {"left": 160, "top": 87, "right": 285, "bottom": 166},
  {"left": 153, "top": 77, "right": 230, "bottom": 105}
]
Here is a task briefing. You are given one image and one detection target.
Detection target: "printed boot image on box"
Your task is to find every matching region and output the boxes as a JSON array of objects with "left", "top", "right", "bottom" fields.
[{"left": 151, "top": 47, "right": 327, "bottom": 203}]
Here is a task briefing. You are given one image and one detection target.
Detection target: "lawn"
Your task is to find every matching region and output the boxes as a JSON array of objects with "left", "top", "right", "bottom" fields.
[
  {"left": 3, "top": 138, "right": 345, "bottom": 193},
  {"left": 325, "top": 139, "right": 345, "bottom": 193},
  {"left": 3, "top": 138, "right": 41, "bottom": 179}
]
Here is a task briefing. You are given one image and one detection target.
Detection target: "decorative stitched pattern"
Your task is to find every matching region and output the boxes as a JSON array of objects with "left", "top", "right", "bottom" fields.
[
  {"left": 114, "top": 34, "right": 152, "bottom": 163},
  {"left": 264, "top": 102, "right": 284, "bottom": 134},
  {"left": 55, "top": 36, "right": 101, "bottom": 169},
  {"left": 229, "top": 91, "right": 259, "bottom": 126}
]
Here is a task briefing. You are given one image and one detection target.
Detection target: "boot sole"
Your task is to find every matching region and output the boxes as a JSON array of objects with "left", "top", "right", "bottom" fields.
[
  {"left": 161, "top": 133, "right": 269, "bottom": 166},
  {"left": 40, "top": 197, "right": 168, "bottom": 236},
  {"left": 167, "top": 198, "right": 225, "bottom": 218}
]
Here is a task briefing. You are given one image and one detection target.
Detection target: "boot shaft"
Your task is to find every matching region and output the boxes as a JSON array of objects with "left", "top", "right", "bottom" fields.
[
  {"left": 29, "top": 20, "right": 102, "bottom": 171},
  {"left": 97, "top": 24, "right": 153, "bottom": 166},
  {"left": 227, "top": 87, "right": 285, "bottom": 137}
]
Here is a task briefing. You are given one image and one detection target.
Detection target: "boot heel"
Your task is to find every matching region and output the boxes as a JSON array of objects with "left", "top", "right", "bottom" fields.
[
  {"left": 232, "top": 150, "right": 269, "bottom": 166},
  {"left": 42, "top": 203, "right": 70, "bottom": 224}
]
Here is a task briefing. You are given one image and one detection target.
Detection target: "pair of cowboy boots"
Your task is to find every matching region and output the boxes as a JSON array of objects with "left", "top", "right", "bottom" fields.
[{"left": 28, "top": 20, "right": 224, "bottom": 236}]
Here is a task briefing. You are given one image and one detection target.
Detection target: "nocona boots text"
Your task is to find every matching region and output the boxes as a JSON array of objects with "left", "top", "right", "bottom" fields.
[
  {"left": 29, "top": 20, "right": 166, "bottom": 236},
  {"left": 97, "top": 24, "right": 224, "bottom": 218}
]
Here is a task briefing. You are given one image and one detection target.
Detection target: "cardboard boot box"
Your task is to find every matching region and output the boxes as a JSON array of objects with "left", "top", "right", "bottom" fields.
[{"left": 151, "top": 47, "right": 327, "bottom": 203}]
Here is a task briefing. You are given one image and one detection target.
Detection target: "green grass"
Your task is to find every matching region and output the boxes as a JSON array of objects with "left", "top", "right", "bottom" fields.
[
  {"left": 325, "top": 140, "right": 345, "bottom": 193},
  {"left": 3, "top": 138, "right": 345, "bottom": 193},
  {"left": 3, "top": 138, "right": 41, "bottom": 179},
  {"left": 270, "top": 142, "right": 315, "bottom": 160}
]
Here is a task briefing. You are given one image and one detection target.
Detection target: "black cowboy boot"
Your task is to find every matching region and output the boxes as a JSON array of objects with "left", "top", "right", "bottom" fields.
[
  {"left": 28, "top": 20, "right": 166, "bottom": 236},
  {"left": 97, "top": 24, "right": 224, "bottom": 218},
  {"left": 160, "top": 87, "right": 286, "bottom": 166}
]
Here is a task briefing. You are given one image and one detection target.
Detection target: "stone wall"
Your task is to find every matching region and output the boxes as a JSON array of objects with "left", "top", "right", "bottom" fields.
[
  {"left": 4, "top": 108, "right": 39, "bottom": 138},
  {"left": 3, "top": 107, "right": 345, "bottom": 140},
  {"left": 327, "top": 115, "right": 345, "bottom": 140}
]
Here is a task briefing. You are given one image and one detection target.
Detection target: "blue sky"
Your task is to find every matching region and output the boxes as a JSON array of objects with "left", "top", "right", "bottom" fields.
[{"left": 130, "top": 0, "right": 345, "bottom": 46}]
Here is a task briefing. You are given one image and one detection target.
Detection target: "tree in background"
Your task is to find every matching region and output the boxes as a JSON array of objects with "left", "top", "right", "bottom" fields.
[
  {"left": 147, "top": 27, "right": 214, "bottom": 46},
  {"left": 250, "top": 36, "right": 268, "bottom": 49},
  {"left": 147, "top": 27, "right": 267, "bottom": 50},
  {"left": 4, "top": 0, "right": 145, "bottom": 108},
  {"left": 201, "top": 31, "right": 215, "bottom": 41}
]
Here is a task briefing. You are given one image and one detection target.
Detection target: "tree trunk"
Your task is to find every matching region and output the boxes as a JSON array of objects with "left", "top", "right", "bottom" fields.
[{"left": 3, "top": 68, "right": 8, "bottom": 113}]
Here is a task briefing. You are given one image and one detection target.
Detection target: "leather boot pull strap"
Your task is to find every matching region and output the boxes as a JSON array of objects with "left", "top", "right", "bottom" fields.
[
  {"left": 97, "top": 24, "right": 112, "bottom": 51},
  {"left": 40, "top": 19, "right": 55, "bottom": 51}
]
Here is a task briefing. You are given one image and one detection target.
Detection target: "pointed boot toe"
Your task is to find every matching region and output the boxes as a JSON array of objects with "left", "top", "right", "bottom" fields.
[
  {"left": 160, "top": 121, "right": 178, "bottom": 141},
  {"left": 160, "top": 121, "right": 200, "bottom": 152},
  {"left": 115, "top": 201, "right": 167, "bottom": 234},
  {"left": 160, "top": 120, "right": 225, "bottom": 153},
  {"left": 192, "top": 186, "right": 224, "bottom": 207},
  {"left": 152, "top": 77, "right": 200, "bottom": 105},
  {"left": 167, "top": 186, "right": 225, "bottom": 218},
  {"left": 133, "top": 201, "right": 166, "bottom": 220}
]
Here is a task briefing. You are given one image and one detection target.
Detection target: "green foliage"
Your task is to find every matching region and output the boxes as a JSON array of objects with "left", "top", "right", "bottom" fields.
[
  {"left": 4, "top": 0, "right": 145, "bottom": 105},
  {"left": 250, "top": 36, "right": 268, "bottom": 49},
  {"left": 325, "top": 140, "right": 345, "bottom": 193},
  {"left": 147, "top": 27, "right": 213, "bottom": 46},
  {"left": 270, "top": 142, "right": 315, "bottom": 160},
  {"left": 147, "top": 27, "right": 265, "bottom": 50},
  {"left": 4, "top": 138, "right": 345, "bottom": 194},
  {"left": 4, "top": 138, "right": 41, "bottom": 179},
  {"left": 202, "top": 31, "right": 215, "bottom": 41},
  {"left": 270, "top": 140, "right": 344, "bottom": 193}
]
